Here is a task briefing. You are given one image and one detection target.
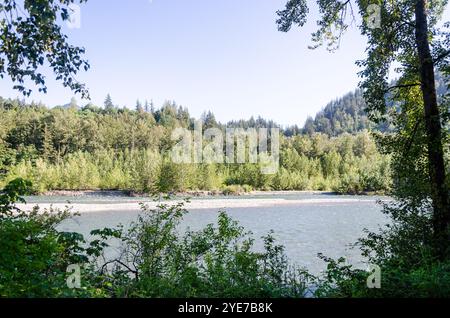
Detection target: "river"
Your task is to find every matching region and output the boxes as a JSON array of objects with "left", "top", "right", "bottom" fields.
[{"left": 21, "top": 192, "right": 390, "bottom": 275}]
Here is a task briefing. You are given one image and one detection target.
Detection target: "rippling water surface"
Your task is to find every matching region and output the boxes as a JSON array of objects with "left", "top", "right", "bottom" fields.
[{"left": 24, "top": 192, "right": 390, "bottom": 274}]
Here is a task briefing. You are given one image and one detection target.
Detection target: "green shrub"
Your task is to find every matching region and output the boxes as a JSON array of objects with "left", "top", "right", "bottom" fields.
[
  {"left": 0, "top": 179, "right": 105, "bottom": 297},
  {"left": 0, "top": 179, "right": 311, "bottom": 298},
  {"left": 99, "top": 201, "right": 311, "bottom": 298},
  {"left": 222, "top": 184, "right": 253, "bottom": 195}
]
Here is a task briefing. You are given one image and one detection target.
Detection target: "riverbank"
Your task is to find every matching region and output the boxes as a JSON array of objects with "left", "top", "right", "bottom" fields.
[
  {"left": 40, "top": 189, "right": 381, "bottom": 198},
  {"left": 17, "top": 190, "right": 392, "bottom": 215},
  {"left": 16, "top": 196, "right": 387, "bottom": 214}
]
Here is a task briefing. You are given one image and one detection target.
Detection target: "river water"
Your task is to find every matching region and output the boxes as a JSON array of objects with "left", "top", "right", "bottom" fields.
[{"left": 22, "top": 192, "right": 390, "bottom": 275}]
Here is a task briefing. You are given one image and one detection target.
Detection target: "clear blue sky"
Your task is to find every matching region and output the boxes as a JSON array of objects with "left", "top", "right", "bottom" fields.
[{"left": 1, "top": 0, "right": 449, "bottom": 126}]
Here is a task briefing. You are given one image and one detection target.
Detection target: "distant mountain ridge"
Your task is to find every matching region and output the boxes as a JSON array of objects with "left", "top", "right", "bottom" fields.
[
  {"left": 301, "top": 73, "right": 448, "bottom": 136},
  {"left": 302, "top": 89, "right": 371, "bottom": 136}
]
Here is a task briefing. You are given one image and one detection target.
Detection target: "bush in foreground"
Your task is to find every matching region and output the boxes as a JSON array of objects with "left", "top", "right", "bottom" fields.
[{"left": 0, "top": 179, "right": 311, "bottom": 298}]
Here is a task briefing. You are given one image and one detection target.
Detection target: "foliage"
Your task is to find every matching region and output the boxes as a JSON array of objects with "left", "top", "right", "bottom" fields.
[
  {"left": 0, "top": 0, "right": 90, "bottom": 97},
  {"left": 0, "top": 179, "right": 312, "bottom": 298},
  {"left": 0, "top": 178, "right": 107, "bottom": 297},
  {"left": 96, "top": 201, "right": 312, "bottom": 298},
  {"left": 0, "top": 98, "right": 391, "bottom": 194},
  {"left": 277, "top": 0, "right": 450, "bottom": 297}
]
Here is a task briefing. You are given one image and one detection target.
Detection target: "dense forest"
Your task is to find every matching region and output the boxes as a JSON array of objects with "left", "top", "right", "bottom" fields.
[
  {"left": 0, "top": 94, "right": 391, "bottom": 195},
  {"left": 302, "top": 73, "right": 449, "bottom": 136}
]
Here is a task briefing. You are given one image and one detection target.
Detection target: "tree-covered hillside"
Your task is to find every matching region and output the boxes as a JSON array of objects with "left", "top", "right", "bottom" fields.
[
  {"left": 303, "top": 89, "right": 373, "bottom": 136},
  {"left": 302, "top": 73, "right": 448, "bottom": 136}
]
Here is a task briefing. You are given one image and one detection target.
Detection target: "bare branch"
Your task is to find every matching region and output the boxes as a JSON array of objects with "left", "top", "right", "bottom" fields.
[{"left": 101, "top": 259, "right": 139, "bottom": 280}]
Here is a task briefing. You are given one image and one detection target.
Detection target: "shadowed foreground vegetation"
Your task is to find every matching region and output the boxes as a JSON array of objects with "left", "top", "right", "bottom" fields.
[
  {"left": 0, "top": 179, "right": 312, "bottom": 298},
  {"left": 1, "top": 178, "right": 450, "bottom": 298}
]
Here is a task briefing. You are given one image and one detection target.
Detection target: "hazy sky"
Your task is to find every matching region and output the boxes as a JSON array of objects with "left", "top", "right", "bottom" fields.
[{"left": 1, "top": 0, "right": 449, "bottom": 126}]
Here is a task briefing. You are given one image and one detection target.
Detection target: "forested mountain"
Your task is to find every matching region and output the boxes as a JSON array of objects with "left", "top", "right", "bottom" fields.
[
  {"left": 302, "top": 73, "right": 449, "bottom": 136},
  {"left": 303, "top": 89, "right": 372, "bottom": 136}
]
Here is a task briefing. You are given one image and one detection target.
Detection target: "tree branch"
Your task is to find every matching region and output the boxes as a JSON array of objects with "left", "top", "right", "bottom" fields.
[
  {"left": 386, "top": 83, "right": 421, "bottom": 92},
  {"left": 101, "top": 259, "right": 139, "bottom": 280},
  {"left": 433, "top": 50, "right": 450, "bottom": 64},
  {"left": 403, "top": 118, "right": 422, "bottom": 157}
]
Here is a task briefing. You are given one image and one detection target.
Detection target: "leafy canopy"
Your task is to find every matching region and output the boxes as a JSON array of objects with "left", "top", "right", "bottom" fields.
[{"left": 0, "top": 0, "right": 90, "bottom": 97}]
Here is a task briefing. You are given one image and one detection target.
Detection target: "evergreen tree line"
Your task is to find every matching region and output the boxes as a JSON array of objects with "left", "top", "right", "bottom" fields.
[{"left": 0, "top": 96, "right": 391, "bottom": 194}]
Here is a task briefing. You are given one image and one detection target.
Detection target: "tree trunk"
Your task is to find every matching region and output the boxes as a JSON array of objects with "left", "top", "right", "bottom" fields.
[{"left": 415, "top": 0, "right": 450, "bottom": 259}]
